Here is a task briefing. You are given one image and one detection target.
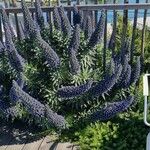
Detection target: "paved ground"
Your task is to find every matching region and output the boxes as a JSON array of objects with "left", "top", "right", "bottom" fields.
[{"left": 0, "top": 121, "right": 79, "bottom": 150}]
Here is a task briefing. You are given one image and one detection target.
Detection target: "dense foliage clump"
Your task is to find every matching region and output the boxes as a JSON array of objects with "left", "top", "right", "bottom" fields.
[{"left": 0, "top": 0, "right": 148, "bottom": 149}]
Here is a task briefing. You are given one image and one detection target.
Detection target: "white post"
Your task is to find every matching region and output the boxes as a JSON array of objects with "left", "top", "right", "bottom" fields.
[{"left": 147, "top": 133, "right": 150, "bottom": 150}]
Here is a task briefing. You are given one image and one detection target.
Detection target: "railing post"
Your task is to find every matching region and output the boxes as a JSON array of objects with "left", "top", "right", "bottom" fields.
[
  {"left": 111, "top": 0, "right": 117, "bottom": 56},
  {"left": 11, "top": 0, "right": 20, "bottom": 40},
  {"left": 67, "top": 0, "right": 72, "bottom": 23},
  {"left": 141, "top": 0, "right": 149, "bottom": 60},
  {"left": 131, "top": 0, "right": 139, "bottom": 63},
  {"left": 77, "top": 0, "right": 80, "bottom": 5},
  {"left": 103, "top": 0, "right": 107, "bottom": 72}
]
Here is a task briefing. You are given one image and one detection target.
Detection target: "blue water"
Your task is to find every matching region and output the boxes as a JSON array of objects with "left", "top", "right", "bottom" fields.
[{"left": 105, "top": 0, "right": 150, "bottom": 22}]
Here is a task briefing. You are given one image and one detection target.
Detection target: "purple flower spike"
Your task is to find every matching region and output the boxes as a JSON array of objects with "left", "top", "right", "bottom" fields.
[
  {"left": 89, "top": 64, "right": 122, "bottom": 97},
  {"left": 57, "top": 80, "right": 93, "bottom": 99},
  {"left": 1, "top": 8, "right": 15, "bottom": 38},
  {"left": 21, "top": 0, "right": 40, "bottom": 38},
  {"left": 45, "top": 105, "right": 66, "bottom": 129},
  {"left": 69, "top": 51, "right": 81, "bottom": 75},
  {"left": 88, "top": 10, "right": 105, "bottom": 48},
  {"left": 53, "top": 6, "right": 62, "bottom": 31},
  {"left": 37, "top": 38, "right": 60, "bottom": 69},
  {"left": 58, "top": 6, "right": 72, "bottom": 37},
  {"left": 9, "top": 80, "right": 45, "bottom": 118},
  {"left": 90, "top": 96, "right": 134, "bottom": 121},
  {"left": 68, "top": 24, "right": 80, "bottom": 54},
  {"left": 73, "top": 5, "right": 82, "bottom": 25},
  {"left": 130, "top": 56, "right": 141, "bottom": 85},
  {"left": 4, "top": 23, "right": 25, "bottom": 72},
  {"left": 84, "top": 16, "right": 93, "bottom": 40},
  {"left": 35, "top": 0, "right": 45, "bottom": 29}
]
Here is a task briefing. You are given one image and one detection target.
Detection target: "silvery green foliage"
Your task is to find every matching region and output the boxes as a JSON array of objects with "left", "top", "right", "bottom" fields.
[
  {"left": 17, "top": 72, "right": 25, "bottom": 89},
  {"left": 9, "top": 80, "right": 45, "bottom": 118},
  {"left": 21, "top": 0, "right": 40, "bottom": 38},
  {"left": 89, "top": 64, "right": 122, "bottom": 97},
  {"left": 73, "top": 5, "right": 81, "bottom": 26},
  {"left": 35, "top": 0, "right": 45, "bottom": 29},
  {"left": 68, "top": 24, "right": 80, "bottom": 54},
  {"left": 69, "top": 51, "right": 81, "bottom": 75},
  {"left": 58, "top": 6, "right": 72, "bottom": 37},
  {"left": 84, "top": 16, "right": 93, "bottom": 40},
  {"left": 90, "top": 96, "right": 134, "bottom": 121},
  {"left": 53, "top": 6, "right": 62, "bottom": 31},
  {"left": 88, "top": 10, "right": 105, "bottom": 48},
  {"left": 130, "top": 56, "right": 141, "bottom": 85},
  {"left": 36, "top": 37, "right": 60, "bottom": 69},
  {"left": 1, "top": 8, "right": 15, "bottom": 38},
  {"left": 0, "top": 100, "right": 19, "bottom": 118},
  {"left": 45, "top": 105, "right": 66, "bottom": 129},
  {"left": 57, "top": 80, "right": 93, "bottom": 99},
  {"left": 4, "top": 23, "right": 25, "bottom": 72}
]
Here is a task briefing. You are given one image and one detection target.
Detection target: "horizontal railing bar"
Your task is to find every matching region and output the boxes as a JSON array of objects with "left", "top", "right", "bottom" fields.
[{"left": 1, "top": 3, "right": 150, "bottom": 14}]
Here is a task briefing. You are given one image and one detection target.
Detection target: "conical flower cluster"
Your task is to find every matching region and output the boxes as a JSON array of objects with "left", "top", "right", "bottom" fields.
[
  {"left": 4, "top": 22, "right": 25, "bottom": 72},
  {"left": 36, "top": 38, "right": 60, "bottom": 69},
  {"left": 89, "top": 64, "right": 122, "bottom": 97},
  {"left": 73, "top": 5, "right": 82, "bottom": 25},
  {"left": 90, "top": 96, "right": 134, "bottom": 121},
  {"left": 9, "top": 80, "right": 66, "bottom": 129},
  {"left": 1, "top": 8, "right": 15, "bottom": 38},
  {"left": 130, "top": 56, "right": 141, "bottom": 85},
  {"left": 21, "top": 0, "right": 40, "bottom": 38},
  {"left": 57, "top": 80, "right": 93, "bottom": 99},
  {"left": 88, "top": 10, "right": 105, "bottom": 48},
  {"left": 35, "top": 0, "right": 45, "bottom": 29},
  {"left": 58, "top": 6, "right": 72, "bottom": 37},
  {"left": 53, "top": 6, "right": 62, "bottom": 31},
  {"left": 84, "top": 16, "right": 93, "bottom": 40}
]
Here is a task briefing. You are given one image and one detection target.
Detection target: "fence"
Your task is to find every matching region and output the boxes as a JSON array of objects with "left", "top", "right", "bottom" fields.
[{"left": 0, "top": 2, "right": 150, "bottom": 68}]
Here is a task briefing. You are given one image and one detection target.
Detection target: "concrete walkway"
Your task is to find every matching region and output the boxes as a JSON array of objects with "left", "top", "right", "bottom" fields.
[{"left": 0, "top": 122, "right": 79, "bottom": 150}]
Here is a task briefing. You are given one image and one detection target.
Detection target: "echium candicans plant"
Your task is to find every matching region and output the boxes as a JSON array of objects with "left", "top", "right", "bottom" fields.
[
  {"left": 84, "top": 16, "right": 93, "bottom": 40},
  {"left": 89, "top": 96, "right": 134, "bottom": 122},
  {"left": 89, "top": 64, "right": 122, "bottom": 97},
  {"left": 58, "top": 6, "right": 72, "bottom": 37},
  {"left": 53, "top": 6, "right": 62, "bottom": 31},
  {"left": 21, "top": 0, "right": 41, "bottom": 38},
  {"left": 1, "top": 8, "right": 15, "bottom": 38},
  {"left": 4, "top": 23, "right": 25, "bottom": 72},
  {"left": 88, "top": 10, "right": 105, "bottom": 48},
  {"left": 9, "top": 81, "right": 67, "bottom": 129},
  {"left": 130, "top": 56, "right": 141, "bottom": 85},
  {"left": 68, "top": 24, "right": 80, "bottom": 54},
  {"left": 57, "top": 80, "right": 93, "bottom": 99},
  {"left": 35, "top": 0, "right": 45, "bottom": 29}
]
